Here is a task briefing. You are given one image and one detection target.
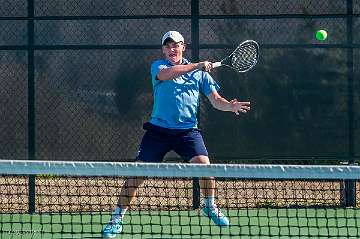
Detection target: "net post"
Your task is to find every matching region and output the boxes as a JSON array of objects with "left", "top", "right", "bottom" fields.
[
  {"left": 28, "top": 176, "right": 36, "bottom": 213},
  {"left": 192, "top": 178, "right": 201, "bottom": 209},
  {"left": 340, "top": 161, "right": 357, "bottom": 207},
  {"left": 345, "top": 180, "right": 356, "bottom": 207},
  {"left": 27, "top": 0, "right": 36, "bottom": 214}
]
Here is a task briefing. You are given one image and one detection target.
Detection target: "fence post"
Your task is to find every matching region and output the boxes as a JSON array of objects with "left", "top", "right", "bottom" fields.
[
  {"left": 191, "top": 0, "right": 201, "bottom": 210},
  {"left": 343, "top": 0, "right": 356, "bottom": 208},
  {"left": 27, "top": 0, "right": 36, "bottom": 214}
]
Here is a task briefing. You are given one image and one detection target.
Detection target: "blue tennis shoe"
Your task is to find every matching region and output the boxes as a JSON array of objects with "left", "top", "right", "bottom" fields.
[
  {"left": 102, "top": 218, "right": 123, "bottom": 238},
  {"left": 203, "top": 205, "right": 230, "bottom": 227}
]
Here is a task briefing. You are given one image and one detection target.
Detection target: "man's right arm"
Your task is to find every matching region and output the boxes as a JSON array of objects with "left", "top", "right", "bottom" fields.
[{"left": 157, "top": 61, "right": 212, "bottom": 81}]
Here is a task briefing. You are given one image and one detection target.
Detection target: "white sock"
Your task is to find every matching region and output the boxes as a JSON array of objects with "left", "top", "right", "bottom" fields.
[
  {"left": 112, "top": 206, "right": 127, "bottom": 220},
  {"left": 204, "top": 196, "right": 215, "bottom": 208}
]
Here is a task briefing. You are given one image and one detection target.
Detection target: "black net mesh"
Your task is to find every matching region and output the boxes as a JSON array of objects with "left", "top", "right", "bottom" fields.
[
  {"left": 199, "top": 18, "right": 347, "bottom": 45},
  {"left": 34, "top": 19, "right": 192, "bottom": 46},
  {"left": 199, "top": 0, "right": 348, "bottom": 15},
  {"left": 1, "top": 172, "right": 360, "bottom": 237},
  {"left": 0, "top": 51, "right": 28, "bottom": 159},
  {"left": 0, "top": 0, "right": 27, "bottom": 17},
  {"left": 35, "top": 0, "right": 191, "bottom": 16}
]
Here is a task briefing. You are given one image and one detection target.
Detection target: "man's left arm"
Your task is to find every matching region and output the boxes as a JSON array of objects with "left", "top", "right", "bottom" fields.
[{"left": 207, "top": 91, "right": 251, "bottom": 115}]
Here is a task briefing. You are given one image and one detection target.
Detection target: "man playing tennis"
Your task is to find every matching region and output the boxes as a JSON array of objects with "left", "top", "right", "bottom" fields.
[{"left": 102, "top": 31, "right": 251, "bottom": 238}]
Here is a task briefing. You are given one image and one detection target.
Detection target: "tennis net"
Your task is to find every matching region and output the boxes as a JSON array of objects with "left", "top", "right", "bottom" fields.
[{"left": 1, "top": 160, "right": 360, "bottom": 238}]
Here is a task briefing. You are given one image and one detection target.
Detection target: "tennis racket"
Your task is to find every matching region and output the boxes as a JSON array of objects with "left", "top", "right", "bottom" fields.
[{"left": 213, "top": 40, "right": 259, "bottom": 73}]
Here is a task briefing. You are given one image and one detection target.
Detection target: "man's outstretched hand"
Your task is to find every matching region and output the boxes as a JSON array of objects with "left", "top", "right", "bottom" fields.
[{"left": 230, "top": 99, "right": 251, "bottom": 115}]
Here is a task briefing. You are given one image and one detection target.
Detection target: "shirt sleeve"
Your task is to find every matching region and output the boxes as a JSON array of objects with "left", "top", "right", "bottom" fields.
[
  {"left": 151, "top": 60, "right": 168, "bottom": 83},
  {"left": 200, "top": 71, "right": 220, "bottom": 96}
]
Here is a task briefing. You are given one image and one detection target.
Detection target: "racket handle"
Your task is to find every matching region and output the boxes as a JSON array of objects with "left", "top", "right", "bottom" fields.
[{"left": 213, "top": 62, "right": 222, "bottom": 68}]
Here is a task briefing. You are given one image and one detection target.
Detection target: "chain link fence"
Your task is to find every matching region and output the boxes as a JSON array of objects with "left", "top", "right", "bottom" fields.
[{"left": 0, "top": 0, "right": 359, "bottom": 163}]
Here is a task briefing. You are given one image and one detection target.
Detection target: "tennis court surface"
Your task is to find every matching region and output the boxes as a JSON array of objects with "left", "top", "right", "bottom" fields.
[{"left": 1, "top": 160, "right": 360, "bottom": 238}]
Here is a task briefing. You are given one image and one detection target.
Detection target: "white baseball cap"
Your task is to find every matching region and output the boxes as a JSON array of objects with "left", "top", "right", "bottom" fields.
[{"left": 161, "top": 31, "right": 185, "bottom": 45}]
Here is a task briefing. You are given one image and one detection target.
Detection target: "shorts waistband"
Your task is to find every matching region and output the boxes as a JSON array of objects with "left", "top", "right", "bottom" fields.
[{"left": 143, "top": 122, "right": 197, "bottom": 135}]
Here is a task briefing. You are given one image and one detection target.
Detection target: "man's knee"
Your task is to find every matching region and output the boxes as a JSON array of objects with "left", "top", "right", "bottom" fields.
[
  {"left": 190, "top": 155, "right": 210, "bottom": 164},
  {"left": 126, "top": 177, "right": 145, "bottom": 188}
]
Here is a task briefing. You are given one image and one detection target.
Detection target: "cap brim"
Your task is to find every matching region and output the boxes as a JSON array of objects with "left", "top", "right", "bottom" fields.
[{"left": 162, "top": 38, "right": 184, "bottom": 45}]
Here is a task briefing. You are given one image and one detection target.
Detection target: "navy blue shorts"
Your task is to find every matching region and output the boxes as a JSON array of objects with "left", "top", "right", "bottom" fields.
[{"left": 136, "top": 122, "right": 208, "bottom": 162}]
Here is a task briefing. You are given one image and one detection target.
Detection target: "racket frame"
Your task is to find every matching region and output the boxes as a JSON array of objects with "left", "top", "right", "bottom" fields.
[{"left": 213, "top": 40, "right": 259, "bottom": 73}]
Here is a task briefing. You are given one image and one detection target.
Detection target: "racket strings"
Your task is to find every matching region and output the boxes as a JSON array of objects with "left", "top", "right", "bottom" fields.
[{"left": 231, "top": 43, "right": 258, "bottom": 72}]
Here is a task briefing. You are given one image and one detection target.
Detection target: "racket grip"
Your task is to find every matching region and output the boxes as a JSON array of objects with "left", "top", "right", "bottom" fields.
[{"left": 212, "top": 62, "right": 222, "bottom": 68}]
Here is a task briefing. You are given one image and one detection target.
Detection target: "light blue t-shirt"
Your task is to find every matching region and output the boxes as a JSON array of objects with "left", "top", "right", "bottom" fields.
[{"left": 150, "top": 58, "right": 220, "bottom": 129}]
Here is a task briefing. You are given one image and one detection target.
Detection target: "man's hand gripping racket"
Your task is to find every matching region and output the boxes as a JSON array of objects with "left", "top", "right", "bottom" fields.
[{"left": 213, "top": 40, "right": 259, "bottom": 73}]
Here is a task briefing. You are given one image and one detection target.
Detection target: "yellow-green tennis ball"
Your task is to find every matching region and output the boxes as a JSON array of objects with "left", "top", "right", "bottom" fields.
[{"left": 316, "top": 30, "right": 327, "bottom": 41}]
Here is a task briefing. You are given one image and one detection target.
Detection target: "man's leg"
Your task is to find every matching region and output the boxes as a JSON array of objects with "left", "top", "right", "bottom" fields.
[
  {"left": 190, "top": 155, "right": 230, "bottom": 227},
  {"left": 117, "top": 176, "right": 146, "bottom": 211},
  {"left": 190, "top": 155, "right": 214, "bottom": 198},
  {"left": 102, "top": 176, "right": 145, "bottom": 238},
  {"left": 103, "top": 124, "right": 171, "bottom": 237}
]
